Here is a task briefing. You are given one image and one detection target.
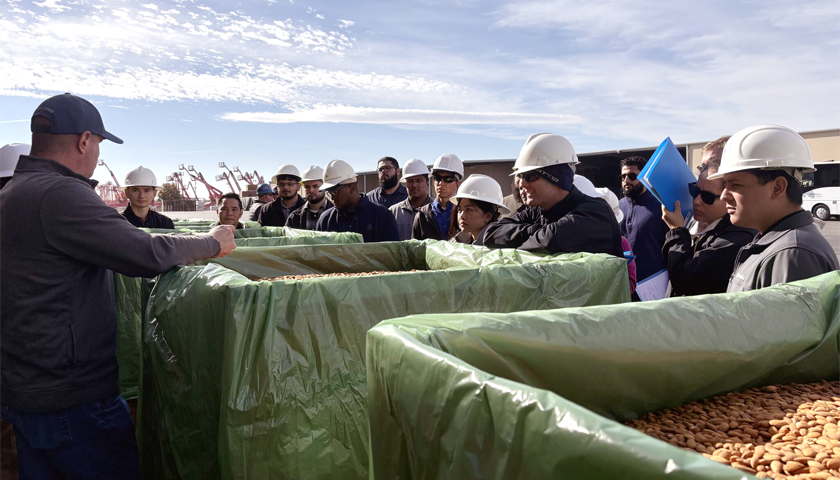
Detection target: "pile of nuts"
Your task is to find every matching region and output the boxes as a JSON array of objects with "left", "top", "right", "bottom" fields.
[
  {"left": 262, "top": 270, "right": 419, "bottom": 282},
  {"left": 627, "top": 380, "right": 839, "bottom": 479}
]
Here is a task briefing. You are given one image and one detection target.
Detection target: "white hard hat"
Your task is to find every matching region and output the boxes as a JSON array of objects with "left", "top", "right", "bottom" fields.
[
  {"left": 124, "top": 166, "right": 160, "bottom": 188},
  {"left": 511, "top": 133, "right": 579, "bottom": 176},
  {"left": 595, "top": 187, "right": 623, "bottom": 223},
  {"left": 321, "top": 159, "right": 357, "bottom": 190},
  {"left": 300, "top": 165, "right": 324, "bottom": 183},
  {"left": 450, "top": 174, "right": 510, "bottom": 214},
  {"left": 401, "top": 158, "right": 430, "bottom": 180},
  {"left": 432, "top": 154, "right": 464, "bottom": 177},
  {"left": 1, "top": 143, "right": 30, "bottom": 177},
  {"left": 573, "top": 175, "right": 603, "bottom": 198},
  {"left": 272, "top": 164, "right": 302, "bottom": 184},
  {"left": 708, "top": 125, "right": 814, "bottom": 181}
]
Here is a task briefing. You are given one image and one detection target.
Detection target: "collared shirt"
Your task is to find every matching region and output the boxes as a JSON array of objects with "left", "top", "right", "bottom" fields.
[
  {"left": 286, "top": 199, "right": 333, "bottom": 230},
  {"left": 619, "top": 190, "right": 670, "bottom": 281},
  {"left": 316, "top": 195, "right": 400, "bottom": 243},
  {"left": 389, "top": 196, "right": 431, "bottom": 240},
  {"left": 431, "top": 199, "right": 454, "bottom": 241},
  {"left": 366, "top": 184, "right": 408, "bottom": 209},
  {"left": 257, "top": 195, "right": 306, "bottom": 227},
  {"left": 121, "top": 205, "right": 175, "bottom": 229}
]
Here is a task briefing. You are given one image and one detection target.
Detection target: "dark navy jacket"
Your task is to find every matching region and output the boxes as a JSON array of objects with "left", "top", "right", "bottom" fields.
[
  {"left": 366, "top": 184, "right": 408, "bottom": 209},
  {"left": 315, "top": 195, "right": 400, "bottom": 243},
  {"left": 619, "top": 190, "right": 670, "bottom": 281},
  {"left": 121, "top": 205, "right": 175, "bottom": 229}
]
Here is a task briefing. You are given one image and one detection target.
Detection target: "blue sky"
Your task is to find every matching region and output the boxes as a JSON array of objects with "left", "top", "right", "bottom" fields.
[{"left": 1, "top": 0, "right": 839, "bottom": 191}]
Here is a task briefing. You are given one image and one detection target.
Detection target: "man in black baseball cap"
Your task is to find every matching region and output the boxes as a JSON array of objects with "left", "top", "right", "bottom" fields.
[{"left": 0, "top": 93, "right": 237, "bottom": 479}]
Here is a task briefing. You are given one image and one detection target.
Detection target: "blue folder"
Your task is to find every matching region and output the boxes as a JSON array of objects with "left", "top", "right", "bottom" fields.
[{"left": 638, "top": 137, "right": 696, "bottom": 225}]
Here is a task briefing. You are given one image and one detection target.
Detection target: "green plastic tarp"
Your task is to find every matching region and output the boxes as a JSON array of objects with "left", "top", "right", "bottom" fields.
[
  {"left": 138, "top": 240, "right": 631, "bottom": 480},
  {"left": 365, "top": 271, "right": 840, "bottom": 479},
  {"left": 114, "top": 229, "right": 363, "bottom": 399}
]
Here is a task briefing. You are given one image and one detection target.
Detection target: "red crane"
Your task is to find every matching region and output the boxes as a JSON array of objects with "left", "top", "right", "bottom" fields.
[
  {"left": 180, "top": 164, "right": 224, "bottom": 207},
  {"left": 166, "top": 172, "right": 192, "bottom": 201},
  {"left": 216, "top": 172, "right": 237, "bottom": 194},
  {"left": 96, "top": 159, "right": 127, "bottom": 208},
  {"left": 218, "top": 162, "right": 241, "bottom": 192}
]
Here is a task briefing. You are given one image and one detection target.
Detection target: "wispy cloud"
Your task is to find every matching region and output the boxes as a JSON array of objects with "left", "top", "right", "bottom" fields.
[{"left": 0, "top": 119, "right": 29, "bottom": 124}]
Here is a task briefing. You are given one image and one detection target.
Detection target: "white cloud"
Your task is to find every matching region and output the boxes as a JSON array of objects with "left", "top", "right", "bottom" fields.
[
  {"left": 338, "top": 19, "right": 354, "bottom": 28},
  {"left": 220, "top": 104, "right": 582, "bottom": 126},
  {"left": 315, "top": 13, "right": 324, "bottom": 19},
  {"left": 32, "top": 0, "right": 68, "bottom": 12}
]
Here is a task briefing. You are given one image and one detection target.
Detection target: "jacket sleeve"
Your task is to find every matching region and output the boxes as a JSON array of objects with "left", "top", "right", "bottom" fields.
[
  {"left": 381, "top": 209, "right": 401, "bottom": 242},
  {"left": 250, "top": 206, "right": 261, "bottom": 222},
  {"left": 41, "top": 180, "right": 220, "bottom": 278},
  {"left": 755, "top": 247, "right": 838, "bottom": 289},
  {"left": 663, "top": 227, "right": 753, "bottom": 296},
  {"left": 162, "top": 215, "right": 175, "bottom": 230},
  {"left": 411, "top": 212, "right": 423, "bottom": 240},
  {"left": 483, "top": 209, "right": 539, "bottom": 249},
  {"left": 518, "top": 210, "right": 610, "bottom": 254}
]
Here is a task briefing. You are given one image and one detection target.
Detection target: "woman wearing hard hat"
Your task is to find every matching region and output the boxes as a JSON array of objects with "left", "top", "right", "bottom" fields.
[
  {"left": 450, "top": 174, "right": 509, "bottom": 246},
  {"left": 121, "top": 166, "right": 175, "bottom": 229}
]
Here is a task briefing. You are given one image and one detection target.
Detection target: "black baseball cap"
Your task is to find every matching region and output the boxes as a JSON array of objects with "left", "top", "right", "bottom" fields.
[{"left": 31, "top": 93, "right": 123, "bottom": 144}]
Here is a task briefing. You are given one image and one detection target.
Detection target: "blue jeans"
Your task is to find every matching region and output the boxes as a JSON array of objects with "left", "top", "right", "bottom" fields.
[{"left": 0, "top": 394, "right": 139, "bottom": 480}]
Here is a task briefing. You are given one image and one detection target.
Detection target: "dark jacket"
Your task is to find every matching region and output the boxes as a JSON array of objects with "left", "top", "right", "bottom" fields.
[
  {"left": 484, "top": 187, "right": 623, "bottom": 257},
  {"left": 451, "top": 226, "right": 489, "bottom": 246},
  {"left": 121, "top": 205, "right": 175, "bottom": 229},
  {"left": 366, "top": 184, "right": 408, "bottom": 209},
  {"left": 412, "top": 201, "right": 458, "bottom": 241},
  {"left": 315, "top": 195, "right": 400, "bottom": 243},
  {"left": 390, "top": 196, "right": 431, "bottom": 241},
  {"left": 286, "top": 199, "right": 333, "bottom": 231},
  {"left": 620, "top": 190, "right": 670, "bottom": 281},
  {"left": 257, "top": 195, "right": 306, "bottom": 227},
  {"left": 662, "top": 215, "right": 756, "bottom": 296},
  {"left": 0, "top": 156, "right": 220, "bottom": 413},
  {"left": 249, "top": 200, "right": 266, "bottom": 221},
  {"left": 728, "top": 210, "right": 839, "bottom": 292}
]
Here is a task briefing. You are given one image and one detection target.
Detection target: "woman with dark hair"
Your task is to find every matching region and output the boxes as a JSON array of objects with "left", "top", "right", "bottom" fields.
[{"left": 450, "top": 174, "right": 510, "bottom": 246}]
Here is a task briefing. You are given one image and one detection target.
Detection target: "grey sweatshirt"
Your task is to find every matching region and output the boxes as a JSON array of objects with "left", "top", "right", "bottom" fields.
[{"left": 0, "top": 156, "right": 220, "bottom": 412}]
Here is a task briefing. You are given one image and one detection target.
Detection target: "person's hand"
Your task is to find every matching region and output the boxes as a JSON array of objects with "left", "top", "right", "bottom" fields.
[
  {"left": 662, "top": 201, "right": 686, "bottom": 230},
  {"left": 207, "top": 225, "right": 236, "bottom": 258}
]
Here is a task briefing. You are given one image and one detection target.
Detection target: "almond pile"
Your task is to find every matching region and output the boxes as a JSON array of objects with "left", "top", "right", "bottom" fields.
[
  {"left": 627, "top": 380, "right": 840, "bottom": 479},
  {"left": 262, "top": 270, "right": 419, "bottom": 281}
]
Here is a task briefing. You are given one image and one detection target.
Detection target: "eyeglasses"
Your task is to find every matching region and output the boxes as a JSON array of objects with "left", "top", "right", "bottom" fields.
[
  {"left": 433, "top": 174, "right": 458, "bottom": 184},
  {"left": 620, "top": 172, "right": 638, "bottom": 181},
  {"left": 325, "top": 184, "right": 349, "bottom": 199},
  {"left": 688, "top": 182, "right": 720, "bottom": 205},
  {"left": 516, "top": 171, "right": 541, "bottom": 183},
  {"left": 276, "top": 181, "right": 298, "bottom": 188},
  {"left": 378, "top": 166, "right": 395, "bottom": 173}
]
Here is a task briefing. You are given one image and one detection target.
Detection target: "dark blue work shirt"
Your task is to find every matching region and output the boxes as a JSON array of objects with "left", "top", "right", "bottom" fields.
[
  {"left": 431, "top": 199, "right": 453, "bottom": 241},
  {"left": 316, "top": 195, "right": 400, "bottom": 243},
  {"left": 619, "top": 189, "right": 670, "bottom": 281},
  {"left": 366, "top": 184, "right": 408, "bottom": 209}
]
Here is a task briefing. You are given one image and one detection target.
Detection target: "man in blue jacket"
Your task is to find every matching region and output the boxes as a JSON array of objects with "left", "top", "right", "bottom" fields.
[
  {"left": 316, "top": 159, "right": 399, "bottom": 242},
  {"left": 0, "top": 94, "right": 236, "bottom": 480},
  {"left": 619, "top": 156, "right": 670, "bottom": 288}
]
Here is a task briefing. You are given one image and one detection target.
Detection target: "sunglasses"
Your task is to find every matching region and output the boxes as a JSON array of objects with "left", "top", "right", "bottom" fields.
[
  {"left": 325, "top": 184, "right": 349, "bottom": 199},
  {"left": 688, "top": 182, "right": 720, "bottom": 205},
  {"left": 433, "top": 175, "right": 458, "bottom": 184},
  {"left": 515, "top": 171, "right": 542, "bottom": 183},
  {"left": 620, "top": 172, "right": 638, "bottom": 181}
]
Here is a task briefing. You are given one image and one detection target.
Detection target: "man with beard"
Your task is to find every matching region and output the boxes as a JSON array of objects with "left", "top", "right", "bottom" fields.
[
  {"left": 366, "top": 156, "right": 408, "bottom": 208},
  {"left": 389, "top": 158, "right": 431, "bottom": 240},
  {"left": 258, "top": 164, "right": 306, "bottom": 227},
  {"left": 618, "top": 156, "right": 670, "bottom": 287},
  {"left": 316, "top": 160, "right": 399, "bottom": 242},
  {"left": 484, "top": 133, "right": 622, "bottom": 256},
  {"left": 287, "top": 165, "right": 332, "bottom": 230}
]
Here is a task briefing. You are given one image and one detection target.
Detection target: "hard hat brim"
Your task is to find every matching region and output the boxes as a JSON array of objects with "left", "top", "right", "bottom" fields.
[
  {"left": 431, "top": 168, "right": 462, "bottom": 177},
  {"left": 450, "top": 193, "right": 511, "bottom": 215},
  {"left": 321, "top": 177, "right": 357, "bottom": 191},
  {"left": 123, "top": 184, "right": 161, "bottom": 189},
  {"left": 706, "top": 164, "right": 816, "bottom": 181},
  {"left": 401, "top": 172, "right": 430, "bottom": 182}
]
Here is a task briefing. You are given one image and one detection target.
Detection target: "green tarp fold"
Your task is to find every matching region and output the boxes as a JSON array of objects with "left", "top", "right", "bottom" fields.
[
  {"left": 114, "top": 228, "right": 362, "bottom": 399},
  {"left": 365, "top": 272, "right": 840, "bottom": 479},
  {"left": 138, "top": 241, "right": 630, "bottom": 479}
]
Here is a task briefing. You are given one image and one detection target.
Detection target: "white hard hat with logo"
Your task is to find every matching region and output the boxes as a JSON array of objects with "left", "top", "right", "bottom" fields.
[
  {"left": 1, "top": 143, "right": 30, "bottom": 177},
  {"left": 708, "top": 125, "right": 814, "bottom": 181},
  {"left": 124, "top": 166, "right": 160, "bottom": 188},
  {"left": 595, "top": 187, "right": 623, "bottom": 223},
  {"left": 401, "top": 158, "right": 430, "bottom": 181},
  {"left": 300, "top": 165, "right": 324, "bottom": 183},
  {"left": 450, "top": 174, "right": 510, "bottom": 214},
  {"left": 321, "top": 160, "right": 357, "bottom": 190},
  {"left": 272, "top": 164, "right": 302, "bottom": 184},
  {"left": 432, "top": 154, "right": 464, "bottom": 177},
  {"left": 511, "top": 133, "right": 579, "bottom": 176}
]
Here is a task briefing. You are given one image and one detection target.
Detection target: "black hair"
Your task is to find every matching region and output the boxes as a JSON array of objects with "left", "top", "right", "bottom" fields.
[
  {"left": 620, "top": 156, "right": 647, "bottom": 170},
  {"left": 378, "top": 156, "right": 399, "bottom": 169},
  {"left": 217, "top": 192, "right": 243, "bottom": 209},
  {"left": 747, "top": 170, "right": 803, "bottom": 205},
  {"left": 459, "top": 198, "right": 500, "bottom": 222}
]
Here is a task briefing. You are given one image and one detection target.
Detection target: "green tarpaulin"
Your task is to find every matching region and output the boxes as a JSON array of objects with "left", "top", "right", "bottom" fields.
[
  {"left": 114, "top": 229, "right": 363, "bottom": 399},
  {"left": 366, "top": 272, "right": 840, "bottom": 479},
  {"left": 138, "top": 241, "right": 631, "bottom": 480}
]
